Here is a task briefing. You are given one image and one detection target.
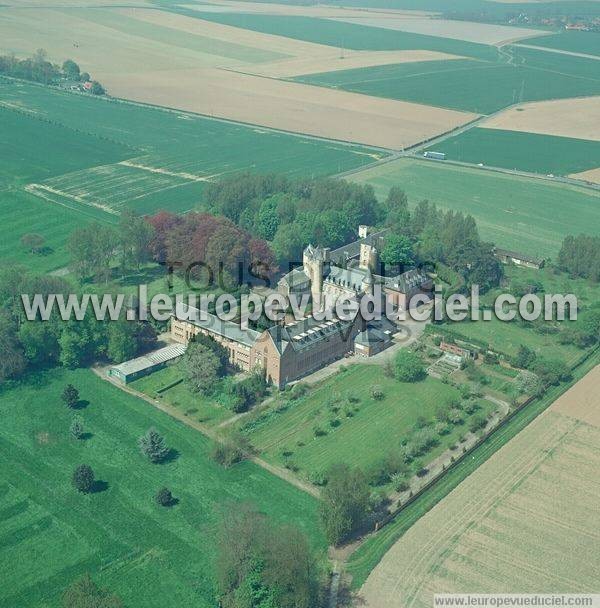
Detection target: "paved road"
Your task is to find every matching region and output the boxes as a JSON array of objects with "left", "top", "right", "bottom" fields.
[{"left": 514, "top": 43, "right": 600, "bottom": 61}]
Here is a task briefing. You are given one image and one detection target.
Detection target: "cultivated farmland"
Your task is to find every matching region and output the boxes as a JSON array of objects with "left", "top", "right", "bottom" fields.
[
  {"left": 349, "top": 158, "right": 600, "bottom": 258},
  {"left": 358, "top": 365, "right": 600, "bottom": 607},
  {"left": 518, "top": 30, "right": 600, "bottom": 57},
  {"left": 0, "top": 81, "right": 382, "bottom": 267},
  {"left": 297, "top": 51, "right": 600, "bottom": 114},
  {"left": 0, "top": 7, "right": 478, "bottom": 148},
  {"left": 0, "top": 368, "right": 325, "bottom": 607},
  {"left": 424, "top": 128, "right": 600, "bottom": 175},
  {"left": 481, "top": 96, "right": 600, "bottom": 141}
]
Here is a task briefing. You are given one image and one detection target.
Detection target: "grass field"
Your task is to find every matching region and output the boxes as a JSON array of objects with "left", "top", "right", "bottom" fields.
[
  {"left": 130, "top": 365, "right": 233, "bottom": 428},
  {"left": 0, "top": 189, "right": 116, "bottom": 272},
  {"left": 296, "top": 50, "right": 600, "bottom": 114},
  {"left": 357, "top": 366, "right": 600, "bottom": 606},
  {"left": 347, "top": 347, "right": 600, "bottom": 591},
  {"left": 424, "top": 128, "right": 600, "bottom": 175},
  {"left": 519, "top": 30, "right": 600, "bottom": 57},
  {"left": 0, "top": 368, "right": 324, "bottom": 608},
  {"left": 241, "top": 365, "right": 494, "bottom": 480},
  {"left": 349, "top": 158, "right": 600, "bottom": 258}
]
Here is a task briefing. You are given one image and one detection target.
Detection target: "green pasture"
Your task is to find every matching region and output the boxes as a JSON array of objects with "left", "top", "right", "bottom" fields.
[
  {"left": 349, "top": 158, "right": 600, "bottom": 258},
  {"left": 296, "top": 51, "right": 600, "bottom": 113},
  {"left": 0, "top": 368, "right": 324, "bottom": 608},
  {"left": 424, "top": 128, "right": 600, "bottom": 175},
  {"left": 242, "top": 365, "right": 493, "bottom": 478},
  {"left": 519, "top": 30, "right": 600, "bottom": 57},
  {"left": 0, "top": 189, "right": 115, "bottom": 273}
]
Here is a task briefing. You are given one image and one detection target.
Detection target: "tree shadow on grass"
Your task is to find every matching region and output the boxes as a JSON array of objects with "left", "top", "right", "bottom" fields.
[
  {"left": 79, "top": 432, "right": 94, "bottom": 441},
  {"left": 90, "top": 480, "right": 109, "bottom": 494},
  {"left": 159, "top": 448, "right": 180, "bottom": 465},
  {"left": 73, "top": 399, "right": 90, "bottom": 410}
]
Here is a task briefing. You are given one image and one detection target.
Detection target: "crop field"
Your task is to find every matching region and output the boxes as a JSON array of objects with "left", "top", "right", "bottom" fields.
[
  {"left": 482, "top": 96, "right": 600, "bottom": 142},
  {"left": 349, "top": 158, "right": 600, "bottom": 258},
  {"left": 177, "top": 11, "right": 502, "bottom": 61},
  {"left": 518, "top": 30, "right": 600, "bottom": 57},
  {"left": 0, "top": 81, "right": 383, "bottom": 265},
  {"left": 296, "top": 50, "right": 600, "bottom": 114},
  {"left": 0, "top": 368, "right": 324, "bottom": 608},
  {"left": 358, "top": 366, "right": 600, "bottom": 607},
  {"left": 0, "top": 105, "right": 133, "bottom": 189},
  {"left": 241, "top": 365, "right": 494, "bottom": 479},
  {"left": 424, "top": 128, "right": 600, "bottom": 175},
  {"left": 0, "top": 8, "right": 478, "bottom": 148}
]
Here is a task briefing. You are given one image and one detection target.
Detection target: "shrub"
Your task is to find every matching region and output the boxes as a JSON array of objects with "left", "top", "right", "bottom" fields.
[
  {"left": 70, "top": 416, "right": 84, "bottom": 439},
  {"left": 394, "top": 349, "right": 426, "bottom": 383},
  {"left": 313, "top": 425, "right": 327, "bottom": 437},
  {"left": 434, "top": 421, "right": 451, "bottom": 436},
  {"left": 210, "top": 434, "right": 250, "bottom": 468},
  {"left": 469, "top": 414, "right": 488, "bottom": 433},
  {"left": 308, "top": 469, "right": 328, "bottom": 486},
  {"left": 290, "top": 383, "right": 308, "bottom": 400},
  {"left": 370, "top": 385, "right": 384, "bottom": 401},
  {"left": 62, "top": 384, "right": 80, "bottom": 409},
  {"left": 72, "top": 464, "right": 94, "bottom": 493},
  {"left": 448, "top": 408, "right": 464, "bottom": 425},
  {"left": 391, "top": 472, "right": 410, "bottom": 493},
  {"left": 138, "top": 428, "right": 170, "bottom": 463},
  {"left": 155, "top": 487, "right": 175, "bottom": 507}
]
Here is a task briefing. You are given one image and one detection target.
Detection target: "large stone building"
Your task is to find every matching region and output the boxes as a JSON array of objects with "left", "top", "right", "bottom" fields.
[
  {"left": 171, "top": 226, "right": 431, "bottom": 388},
  {"left": 171, "top": 302, "right": 360, "bottom": 388}
]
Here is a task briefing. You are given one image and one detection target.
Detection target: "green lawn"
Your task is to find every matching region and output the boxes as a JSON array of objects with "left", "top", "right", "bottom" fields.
[
  {"left": 130, "top": 365, "right": 233, "bottom": 428},
  {"left": 424, "top": 128, "right": 600, "bottom": 175},
  {"left": 296, "top": 50, "right": 600, "bottom": 113},
  {"left": 0, "top": 368, "right": 324, "bottom": 608},
  {"left": 346, "top": 345, "right": 600, "bottom": 588},
  {"left": 349, "top": 158, "right": 600, "bottom": 258},
  {"left": 242, "top": 365, "right": 493, "bottom": 479},
  {"left": 519, "top": 30, "right": 600, "bottom": 57}
]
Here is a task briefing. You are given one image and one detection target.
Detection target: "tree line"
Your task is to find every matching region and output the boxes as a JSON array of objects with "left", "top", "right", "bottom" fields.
[
  {"left": 558, "top": 233, "right": 600, "bottom": 282},
  {"left": 0, "top": 266, "right": 157, "bottom": 383},
  {"left": 0, "top": 50, "right": 105, "bottom": 93}
]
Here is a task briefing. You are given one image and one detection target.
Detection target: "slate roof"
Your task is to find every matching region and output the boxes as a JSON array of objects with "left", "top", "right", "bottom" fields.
[
  {"left": 267, "top": 315, "right": 356, "bottom": 354},
  {"left": 173, "top": 302, "right": 260, "bottom": 347}
]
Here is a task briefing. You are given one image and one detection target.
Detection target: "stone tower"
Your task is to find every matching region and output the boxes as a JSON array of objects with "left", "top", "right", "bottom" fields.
[{"left": 303, "top": 245, "right": 329, "bottom": 309}]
